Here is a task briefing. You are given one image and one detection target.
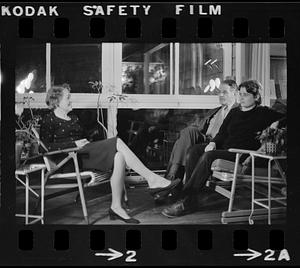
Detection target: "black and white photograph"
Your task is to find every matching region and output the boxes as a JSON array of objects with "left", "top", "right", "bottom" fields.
[
  {"left": 2, "top": 0, "right": 300, "bottom": 266},
  {"left": 14, "top": 42, "right": 287, "bottom": 225}
]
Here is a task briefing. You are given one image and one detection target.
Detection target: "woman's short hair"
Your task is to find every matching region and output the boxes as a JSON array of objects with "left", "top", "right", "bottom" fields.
[
  {"left": 45, "top": 83, "right": 71, "bottom": 109},
  {"left": 238, "top": 80, "right": 262, "bottom": 105}
]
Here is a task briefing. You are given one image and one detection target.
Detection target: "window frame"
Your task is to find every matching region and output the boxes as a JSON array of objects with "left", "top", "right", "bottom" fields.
[{"left": 16, "top": 42, "right": 234, "bottom": 109}]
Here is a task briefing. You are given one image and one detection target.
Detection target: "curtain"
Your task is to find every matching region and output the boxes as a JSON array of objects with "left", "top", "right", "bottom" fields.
[
  {"left": 179, "top": 44, "right": 203, "bottom": 94},
  {"left": 250, "top": 43, "right": 270, "bottom": 106}
]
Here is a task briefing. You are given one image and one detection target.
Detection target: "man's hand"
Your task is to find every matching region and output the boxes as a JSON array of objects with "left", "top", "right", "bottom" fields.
[
  {"left": 75, "top": 139, "right": 90, "bottom": 148},
  {"left": 270, "top": 121, "right": 279, "bottom": 129},
  {"left": 205, "top": 142, "right": 216, "bottom": 152}
]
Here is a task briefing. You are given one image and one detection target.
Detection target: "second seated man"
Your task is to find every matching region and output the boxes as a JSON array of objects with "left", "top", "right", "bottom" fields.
[{"left": 165, "top": 79, "right": 239, "bottom": 183}]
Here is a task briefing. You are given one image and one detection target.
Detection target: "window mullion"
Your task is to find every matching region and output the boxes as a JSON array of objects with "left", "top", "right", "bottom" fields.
[
  {"left": 102, "top": 43, "right": 122, "bottom": 137},
  {"left": 144, "top": 52, "right": 150, "bottom": 94},
  {"left": 170, "top": 43, "right": 173, "bottom": 95},
  {"left": 174, "top": 42, "right": 179, "bottom": 95}
]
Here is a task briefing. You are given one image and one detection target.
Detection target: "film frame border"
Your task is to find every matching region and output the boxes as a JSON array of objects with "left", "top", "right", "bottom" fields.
[{"left": 0, "top": 1, "right": 299, "bottom": 265}]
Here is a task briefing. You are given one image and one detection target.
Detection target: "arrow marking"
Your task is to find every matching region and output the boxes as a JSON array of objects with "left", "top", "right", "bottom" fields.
[
  {"left": 95, "top": 248, "right": 123, "bottom": 261},
  {"left": 234, "top": 248, "right": 262, "bottom": 261}
]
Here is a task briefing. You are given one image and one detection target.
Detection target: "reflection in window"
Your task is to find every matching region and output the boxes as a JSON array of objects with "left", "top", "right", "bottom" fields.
[
  {"left": 51, "top": 44, "right": 102, "bottom": 93},
  {"left": 179, "top": 43, "right": 223, "bottom": 95},
  {"left": 16, "top": 45, "right": 46, "bottom": 93},
  {"left": 122, "top": 44, "right": 170, "bottom": 94}
]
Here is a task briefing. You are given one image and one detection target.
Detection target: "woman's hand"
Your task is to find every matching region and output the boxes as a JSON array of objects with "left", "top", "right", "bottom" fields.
[
  {"left": 205, "top": 142, "right": 216, "bottom": 152},
  {"left": 75, "top": 139, "right": 90, "bottom": 148}
]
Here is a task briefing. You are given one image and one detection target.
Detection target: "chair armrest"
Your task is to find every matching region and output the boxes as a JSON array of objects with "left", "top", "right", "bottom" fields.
[
  {"left": 228, "top": 148, "right": 256, "bottom": 154},
  {"left": 43, "top": 147, "right": 80, "bottom": 156}
]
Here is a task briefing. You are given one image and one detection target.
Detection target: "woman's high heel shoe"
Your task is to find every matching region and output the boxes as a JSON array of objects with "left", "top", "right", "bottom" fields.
[
  {"left": 108, "top": 208, "right": 140, "bottom": 224},
  {"left": 148, "top": 178, "right": 181, "bottom": 197}
]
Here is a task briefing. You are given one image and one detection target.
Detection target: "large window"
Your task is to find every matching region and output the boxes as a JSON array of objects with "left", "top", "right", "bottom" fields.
[
  {"left": 14, "top": 43, "right": 287, "bottom": 158},
  {"left": 15, "top": 42, "right": 229, "bottom": 102},
  {"left": 122, "top": 43, "right": 226, "bottom": 96},
  {"left": 15, "top": 42, "right": 286, "bottom": 109}
]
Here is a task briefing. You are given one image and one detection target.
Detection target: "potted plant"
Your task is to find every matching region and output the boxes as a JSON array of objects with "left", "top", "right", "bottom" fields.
[
  {"left": 89, "top": 80, "right": 129, "bottom": 138},
  {"left": 257, "top": 126, "right": 287, "bottom": 156},
  {"left": 15, "top": 96, "right": 42, "bottom": 167}
]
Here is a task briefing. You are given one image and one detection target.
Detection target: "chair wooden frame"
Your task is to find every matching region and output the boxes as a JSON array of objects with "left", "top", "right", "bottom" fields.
[
  {"left": 207, "top": 148, "right": 287, "bottom": 224},
  {"left": 41, "top": 147, "right": 92, "bottom": 224}
]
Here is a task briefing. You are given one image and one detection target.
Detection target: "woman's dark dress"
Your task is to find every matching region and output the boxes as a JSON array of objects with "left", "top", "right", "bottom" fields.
[{"left": 39, "top": 111, "right": 117, "bottom": 172}]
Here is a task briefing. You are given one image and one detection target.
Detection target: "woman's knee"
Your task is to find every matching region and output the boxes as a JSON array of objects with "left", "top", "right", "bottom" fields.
[
  {"left": 116, "top": 137, "right": 122, "bottom": 145},
  {"left": 116, "top": 137, "right": 126, "bottom": 149},
  {"left": 114, "top": 151, "right": 125, "bottom": 167}
]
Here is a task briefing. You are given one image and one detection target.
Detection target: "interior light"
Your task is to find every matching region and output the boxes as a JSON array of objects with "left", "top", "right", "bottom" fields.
[
  {"left": 204, "top": 84, "right": 210, "bottom": 93},
  {"left": 28, "top": 72, "right": 34, "bottom": 81},
  {"left": 16, "top": 81, "right": 25, "bottom": 94},
  {"left": 149, "top": 77, "right": 155, "bottom": 83},
  {"left": 215, "top": 78, "right": 221, "bottom": 88},
  {"left": 24, "top": 79, "right": 31, "bottom": 89},
  {"left": 16, "top": 72, "right": 34, "bottom": 93},
  {"left": 204, "top": 59, "right": 212, "bottom": 65},
  {"left": 211, "top": 59, "right": 217, "bottom": 65},
  {"left": 209, "top": 79, "right": 216, "bottom": 91}
]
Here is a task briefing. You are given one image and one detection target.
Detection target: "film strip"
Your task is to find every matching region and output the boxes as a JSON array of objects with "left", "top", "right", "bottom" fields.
[{"left": 0, "top": 1, "right": 299, "bottom": 266}]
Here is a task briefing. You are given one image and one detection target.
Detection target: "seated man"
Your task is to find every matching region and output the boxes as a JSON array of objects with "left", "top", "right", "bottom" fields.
[
  {"left": 165, "top": 79, "right": 238, "bottom": 181},
  {"left": 161, "top": 79, "right": 286, "bottom": 218}
]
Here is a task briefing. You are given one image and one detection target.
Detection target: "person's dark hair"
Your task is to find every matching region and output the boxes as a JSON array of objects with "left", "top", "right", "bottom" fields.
[
  {"left": 45, "top": 83, "right": 71, "bottom": 110},
  {"left": 221, "top": 79, "right": 238, "bottom": 91},
  {"left": 238, "top": 80, "right": 262, "bottom": 105}
]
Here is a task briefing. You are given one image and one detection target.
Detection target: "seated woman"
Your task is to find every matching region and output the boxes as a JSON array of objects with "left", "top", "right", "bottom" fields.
[
  {"left": 39, "top": 84, "right": 180, "bottom": 224},
  {"left": 161, "top": 80, "right": 286, "bottom": 218}
]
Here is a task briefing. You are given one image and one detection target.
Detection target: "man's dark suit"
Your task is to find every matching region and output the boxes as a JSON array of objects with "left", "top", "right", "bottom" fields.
[{"left": 166, "top": 106, "right": 222, "bottom": 175}]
